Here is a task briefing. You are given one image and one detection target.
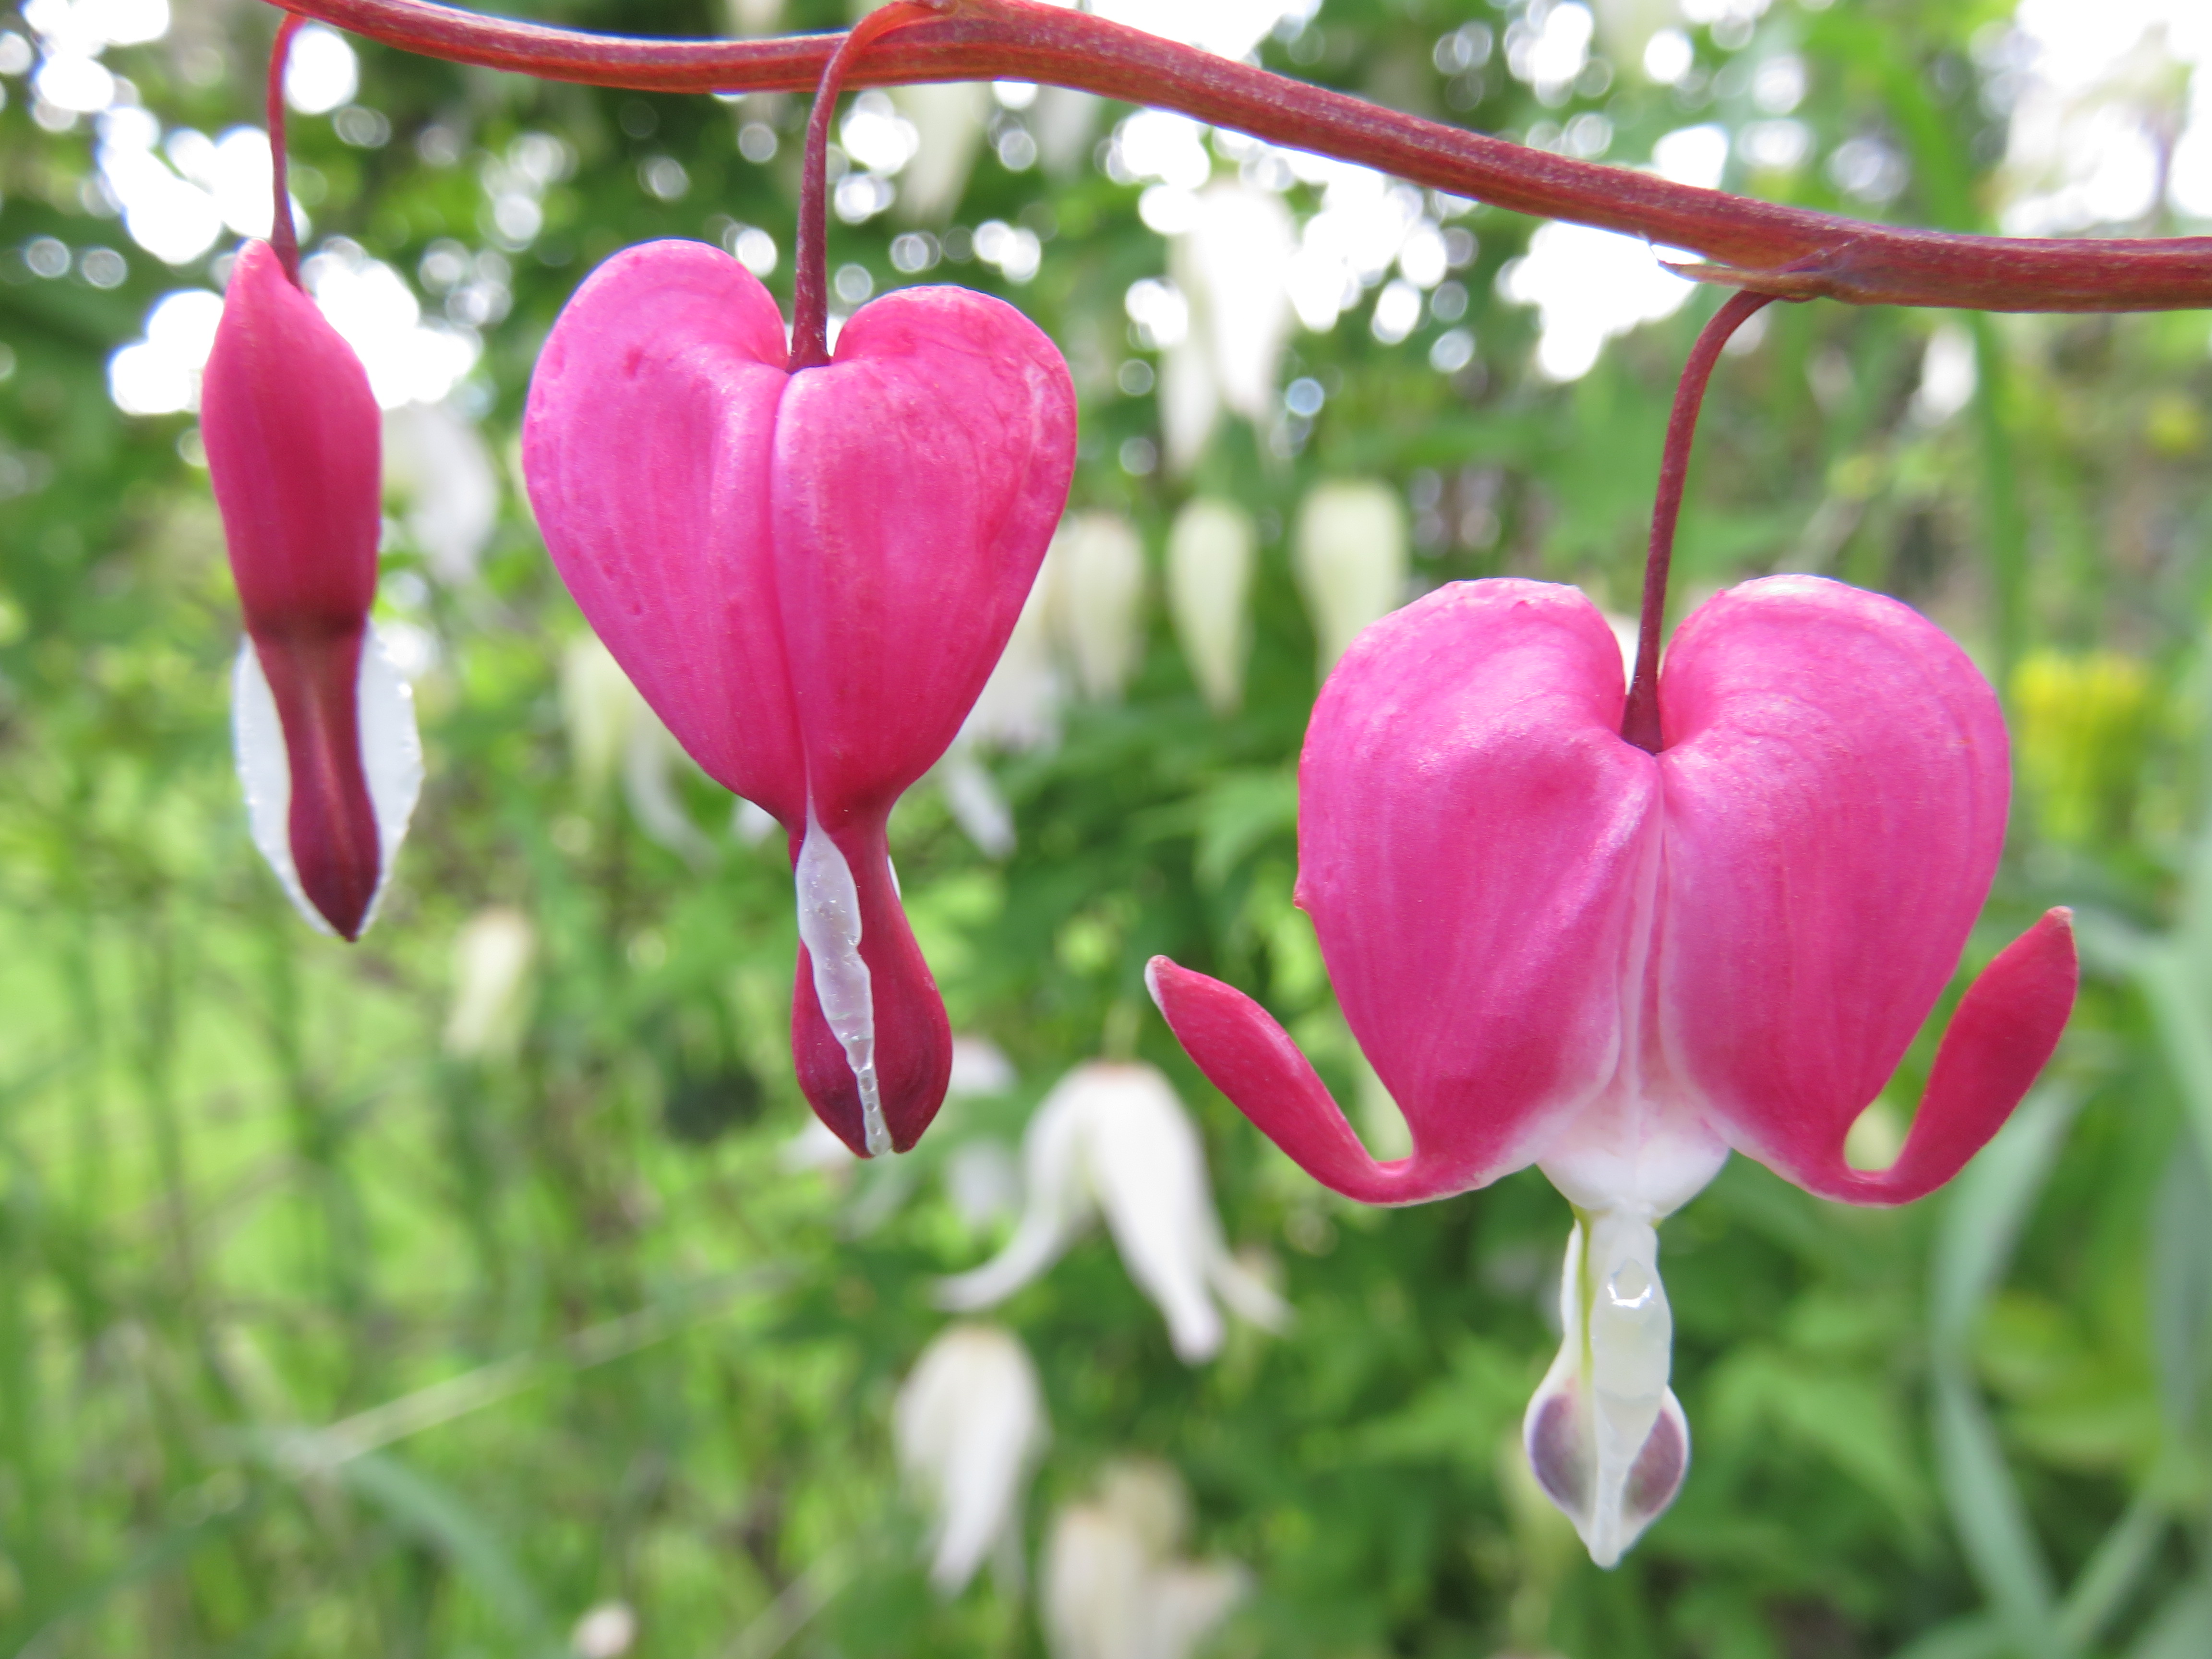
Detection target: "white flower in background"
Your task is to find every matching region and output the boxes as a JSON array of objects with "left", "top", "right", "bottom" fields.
[
  {"left": 895, "top": 1323, "right": 1049, "bottom": 1596},
  {"left": 1090, "top": 0, "right": 1311, "bottom": 62},
  {"left": 939, "top": 565, "right": 1064, "bottom": 855},
  {"left": 558, "top": 636, "right": 716, "bottom": 866},
  {"left": 1499, "top": 219, "right": 1696, "bottom": 383},
  {"left": 1046, "top": 514, "right": 1148, "bottom": 700},
  {"left": 1910, "top": 323, "right": 1978, "bottom": 426},
  {"left": 1033, "top": 86, "right": 1103, "bottom": 177},
  {"left": 384, "top": 401, "right": 499, "bottom": 584},
  {"left": 1996, "top": 0, "right": 2212, "bottom": 230},
  {"left": 1166, "top": 498, "right": 1255, "bottom": 715},
  {"left": 937, "top": 1061, "right": 1290, "bottom": 1363},
  {"left": 1294, "top": 479, "right": 1408, "bottom": 677},
  {"left": 893, "top": 81, "right": 990, "bottom": 223},
  {"left": 1160, "top": 183, "right": 1296, "bottom": 469},
  {"left": 570, "top": 1600, "right": 638, "bottom": 1659},
  {"left": 1042, "top": 1459, "right": 1250, "bottom": 1659},
  {"left": 1594, "top": 0, "right": 1686, "bottom": 75},
  {"left": 445, "top": 906, "right": 535, "bottom": 1061}
]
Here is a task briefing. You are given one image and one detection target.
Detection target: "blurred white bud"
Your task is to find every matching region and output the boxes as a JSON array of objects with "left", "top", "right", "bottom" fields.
[
  {"left": 445, "top": 907, "right": 535, "bottom": 1060},
  {"left": 622, "top": 716, "right": 715, "bottom": 869},
  {"left": 570, "top": 1600, "right": 638, "bottom": 1659},
  {"left": 1173, "top": 183, "right": 1295, "bottom": 427},
  {"left": 1156, "top": 334, "right": 1218, "bottom": 478},
  {"left": 559, "top": 636, "right": 717, "bottom": 864},
  {"left": 963, "top": 557, "right": 1063, "bottom": 752},
  {"left": 560, "top": 635, "right": 641, "bottom": 796},
  {"left": 1033, "top": 86, "right": 1103, "bottom": 177},
  {"left": 937, "top": 1061, "right": 1289, "bottom": 1363},
  {"left": 1043, "top": 1459, "right": 1250, "bottom": 1659},
  {"left": 938, "top": 747, "right": 1016, "bottom": 857},
  {"left": 1294, "top": 479, "right": 1408, "bottom": 677},
  {"left": 1165, "top": 498, "right": 1255, "bottom": 714},
  {"left": 895, "top": 1323, "right": 1049, "bottom": 1596},
  {"left": 1047, "top": 513, "right": 1148, "bottom": 700},
  {"left": 893, "top": 82, "right": 989, "bottom": 223},
  {"left": 384, "top": 401, "right": 499, "bottom": 585},
  {"left": 721, "top": 0, "right": 783, "bottom": 35}
]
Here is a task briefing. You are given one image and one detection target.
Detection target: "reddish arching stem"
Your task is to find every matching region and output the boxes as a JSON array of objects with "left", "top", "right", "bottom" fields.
[
  {"left": 791, "top": 0, "right": 942, "bottom": 372},
  {"left": 1620, "top": 289, "right": 1776, "bottom": 756},
  {"left": 267, "top": 10, "right": 305, "bottom": 283},
  {"left": 272, "top": 0, "right": 2212, "bottom": 313}
]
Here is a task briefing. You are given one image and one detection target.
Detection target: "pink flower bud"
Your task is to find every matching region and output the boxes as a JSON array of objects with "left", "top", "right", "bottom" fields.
[
  {"left": 203, "top": 240, "right": 419, "bottom": 940},
  {"left": 522, "top": 240, "right": 1076, "bottom": 1156}
]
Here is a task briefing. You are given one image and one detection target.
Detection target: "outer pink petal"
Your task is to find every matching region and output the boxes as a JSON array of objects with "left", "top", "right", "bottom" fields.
[
  {"left": 201, "top": 240, "right": 384, "bottom": 938},
  {"left": 772, "top": 287, "right": 1077, "bottom": 829},
  {"left": 1656, "top": 575, "right": 2065, "bottom": 1200},
  {"left": 1155, "top": 579, "right": 1660, "bottom": 1200},
  {"left": 521, "top": 240, "right": 806, "bottom": 824}
]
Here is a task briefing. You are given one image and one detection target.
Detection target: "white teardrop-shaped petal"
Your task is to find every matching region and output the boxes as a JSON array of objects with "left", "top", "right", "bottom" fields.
[
  {"left": 1165, "top": 498, "right": 1254, "bottom": 714},
  {"left": 559, "top": 633, "right": 645, "bottom": 795},
  {"left": 939, "top": 746, "right": 1017, "bottom": 857},
  {"left": 1157, "top": 333, "right": 1220, "bottom": 475},
  {"left": 622, "top": 716, "right": 714, "bottom": 868},
  {"left": 383, "top": 400, "right": 499, "bottom": 585},
  {"left": 1174, "top": 181, "right": 1296, "bottom": 424},
  {"left": 936, "top": 1071, "right": 1096, "bottom": 1311},
  {"left": 963, "top": 552, "right": 1062, "bottom": 752},
  {"left": 231, "top": 624, "right": 423, "bottom": 938},
  {"left": 893, "top": 81, "right": 989, "bottom": 223},
  {"left": 444, "top": 906, "right": 535, "bottom": 1060},
  {"left": 1294, "top": 479, "right": 1408, "bottom": 677},
  {"left": 1043, "top": 1460, "right": 1250, "bottom": 1659},
  {"left": 1047, "top": 513, "right": 1147, "bottom": 700},
  {"left": 794, "top": 806, "right": 888, "bottom": 1155},
  {"left": 895, "top": 1323, "right": 1048, "bottom": 1596}
]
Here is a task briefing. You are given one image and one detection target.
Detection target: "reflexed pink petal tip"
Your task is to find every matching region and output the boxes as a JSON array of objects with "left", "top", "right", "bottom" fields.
[{"left": 1151, "top": 575, "right": 2077, "bottom": 1210}]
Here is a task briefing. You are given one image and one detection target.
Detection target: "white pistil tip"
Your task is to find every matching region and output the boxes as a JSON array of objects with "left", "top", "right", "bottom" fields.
[{"left": 794, "top": 806, "right": 890, "bottom": 1156}]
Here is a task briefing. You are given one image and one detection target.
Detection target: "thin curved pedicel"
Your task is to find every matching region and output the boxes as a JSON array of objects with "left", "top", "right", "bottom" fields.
[
  {"left": 203, "top": 238, "right": 420, "bottom": 940},
  {"left": 521, "top": 242, "right": 1075, "bottom": 1155}
]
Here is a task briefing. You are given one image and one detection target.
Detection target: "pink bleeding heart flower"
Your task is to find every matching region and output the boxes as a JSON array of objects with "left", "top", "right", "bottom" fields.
[
  {"left": 522, "top": 240, "right": 1076, "bottom": 1158},
  {"left": 202, "top": 239, "right": 423, "bottom": 941},
  {"left": 1148, "top": 574, "right": 2076, "bottom": 1564}
]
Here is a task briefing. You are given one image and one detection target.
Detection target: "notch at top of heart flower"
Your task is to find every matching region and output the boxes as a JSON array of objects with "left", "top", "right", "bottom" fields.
[{"left": 521, "top": 0, "right": 1075, "bottom": 1159}]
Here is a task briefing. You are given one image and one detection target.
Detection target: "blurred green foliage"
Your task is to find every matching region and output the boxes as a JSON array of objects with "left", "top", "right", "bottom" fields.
[{"left": 2, "top": 0, "right": 2211, "bottom": 1654}]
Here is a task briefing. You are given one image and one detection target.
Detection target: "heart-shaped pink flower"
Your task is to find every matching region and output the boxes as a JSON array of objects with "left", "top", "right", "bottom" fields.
[
  {"left": 523, "top": 240, "right": 1076, "bottom": 1156},
  {"left": 1147, "top": 573, "right": 2076, "bottom": 1561}
]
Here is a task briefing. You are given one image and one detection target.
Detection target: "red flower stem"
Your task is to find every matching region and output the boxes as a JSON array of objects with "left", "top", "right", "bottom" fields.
[
  {"left": 267, "top": 10, "right": 305, "bottom": 284},
  {"left": 791, "top": 0, "right": 943, "bottom": 371},
  {"left": 1620, "top": 289, "right": 1776, "bottom": 756},
  {"left": 272, "top": 0, "right": 2212, "bottom": 313}
]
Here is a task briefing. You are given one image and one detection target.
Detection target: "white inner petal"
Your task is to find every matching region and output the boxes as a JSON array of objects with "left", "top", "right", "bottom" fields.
[
  {"left": 230, "top": 626, "right": 423, "bottom": 937},
  {"left": 794, "top": 804, "right": 889, "bottom": 1155},
  {"left": 1584, "top": 1210, "right": 1672, "bottom": 1564}
]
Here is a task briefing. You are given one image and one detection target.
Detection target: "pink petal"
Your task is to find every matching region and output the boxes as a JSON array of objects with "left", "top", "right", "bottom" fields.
[
  {"left": 772, "top": 287, "right": 1077, "bottom": 829},
  {"left": 521, "top": 240, "right": 806, "bottom": 822},
  {"left": 201, "top": 240, "right": 385, "bottom": 938},
  {"left": 1154, "top": 580, "right": 1661, "bottom": 1200},
  {"left": 1654, "top": 576, "right": 2064, "bottom": 1199}
]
